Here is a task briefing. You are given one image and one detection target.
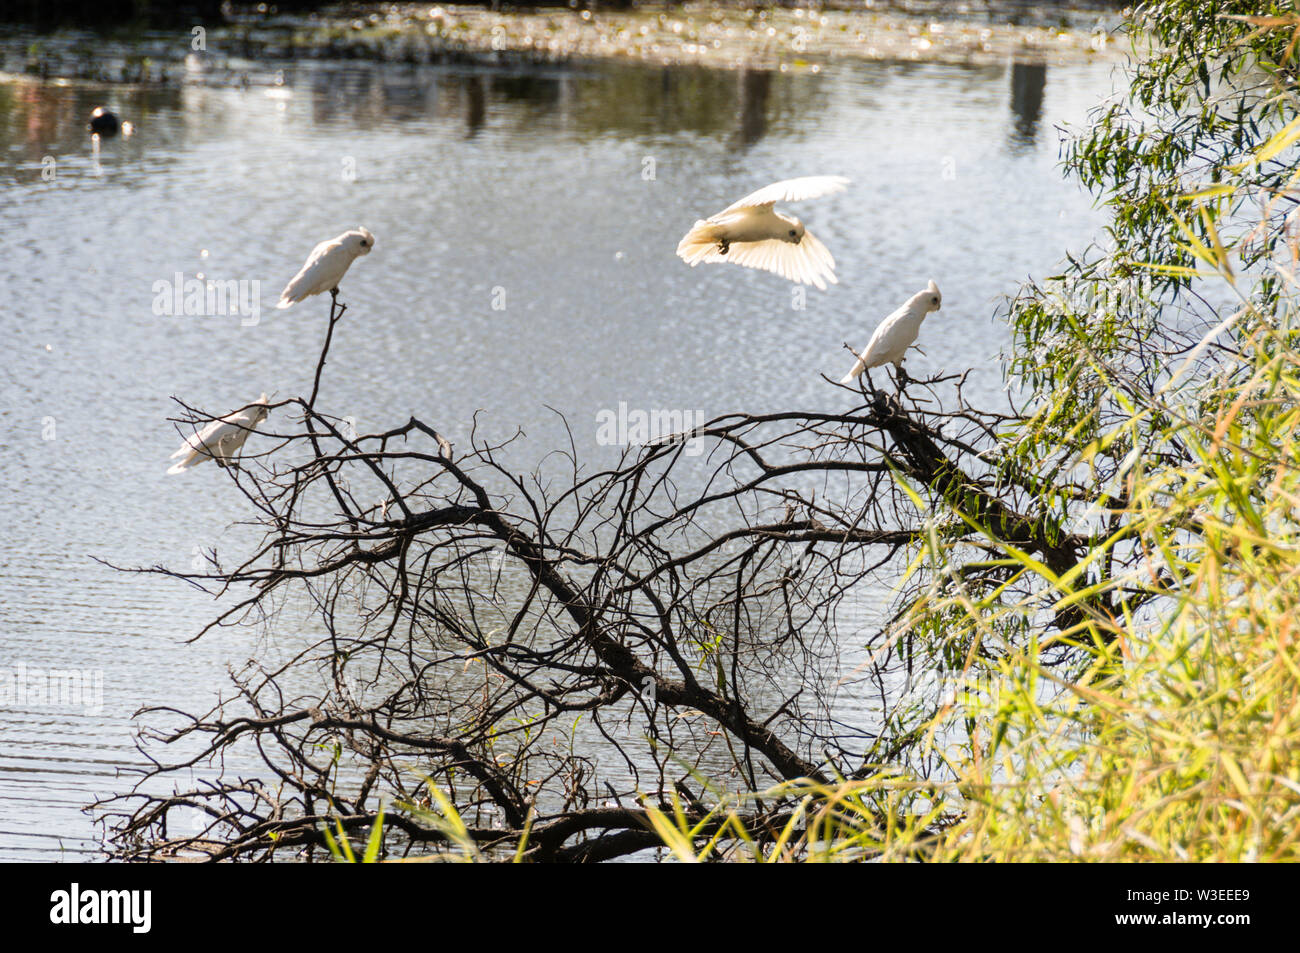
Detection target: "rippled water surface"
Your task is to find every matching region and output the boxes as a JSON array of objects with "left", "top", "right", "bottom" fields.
[{"left": 0, "top": 54, "right": 1116, "bottom": 859}]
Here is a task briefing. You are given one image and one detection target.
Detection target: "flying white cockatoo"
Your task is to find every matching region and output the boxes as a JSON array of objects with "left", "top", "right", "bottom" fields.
[
  {"left": 276, "top": 227, "right": 375, "bottom": 309},
  {"left": 676, "top": 176, "right": 849, "bottom": 290},
  {"left": 167, "top": 394, "right": 271, "bottom": 475},
  {"left": 840, "top": 281, "right": 942, "bottom": 385}
]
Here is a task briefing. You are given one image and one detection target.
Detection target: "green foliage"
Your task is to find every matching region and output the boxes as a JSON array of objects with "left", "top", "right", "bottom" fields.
[
  {"left": 1011, "top": 2, "right": 1300, "bottom": 456},
  {"left": 321, "top": 803, "right": 386, "bottom": 864}
]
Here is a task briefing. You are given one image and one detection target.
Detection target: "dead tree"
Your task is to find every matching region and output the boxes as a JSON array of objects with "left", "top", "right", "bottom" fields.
[{"left": 96, "top": 299, "right": 1124, "bottom": 862}]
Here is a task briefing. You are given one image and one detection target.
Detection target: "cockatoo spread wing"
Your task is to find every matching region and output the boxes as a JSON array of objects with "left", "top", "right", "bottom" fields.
[
  {"left": 723, "top": 175, "right": 851, "bottom": 213},
  {"left": 704, "top": 226, "right": 838, "bottom": 290}
]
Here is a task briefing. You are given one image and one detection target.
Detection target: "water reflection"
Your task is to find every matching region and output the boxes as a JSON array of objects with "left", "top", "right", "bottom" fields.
[
  {"left": 0, "top": 61, "right": 835, "bottom": 174},
  {"left": 465, "top": 75, "right": 487, "bottom": 139},
  {"left": 735, "top": 68, "right": 772, "bottom": 148},
  {"left": 1010, "top": 61, "right": 1047, "bottom": 146}
]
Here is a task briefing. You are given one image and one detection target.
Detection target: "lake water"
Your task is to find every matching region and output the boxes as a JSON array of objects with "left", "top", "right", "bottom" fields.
[{"left": 0, "top": 53, "right": 1116, "bottom": 859}]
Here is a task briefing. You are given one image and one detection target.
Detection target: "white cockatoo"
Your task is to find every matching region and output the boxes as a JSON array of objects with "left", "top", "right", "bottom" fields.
[
  {"left": 676, "top": 176, "right": 849, "bottom": 290},
  {"left": 840, "top": 281, "right": 942, "bottom": 384},
  {"left": 167, "top": 394, "right": 271, "bottom": 475},
  {"left": 276, "top": 227, "right": 375, "bottom": 309}
]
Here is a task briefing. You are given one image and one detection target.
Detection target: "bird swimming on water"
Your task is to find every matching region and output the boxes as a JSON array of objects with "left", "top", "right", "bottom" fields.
[
  {"left": 841, "top": 281, "right": 942, "bottom": 386},
  {"left": 88, "top": 107, "right": 120, "bottom": 137},
  {"left": 277, "top": 227, "right": 375, "bottom": 309},
  {"left": 676, "top": 176, "right": 848, "bottom": 290}
]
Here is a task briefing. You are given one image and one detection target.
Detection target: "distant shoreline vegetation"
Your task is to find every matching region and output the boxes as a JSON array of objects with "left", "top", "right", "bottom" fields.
[
  {"left": 2, "top": 1, "right": 1127, "bottom": 83},
  {"left": 2, "top": 2, "right": 1130, "bottom": 28}
]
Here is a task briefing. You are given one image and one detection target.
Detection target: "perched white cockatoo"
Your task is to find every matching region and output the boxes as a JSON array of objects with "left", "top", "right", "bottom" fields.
[
  {"left": 276, "top": 227, "right": 375, "bottom": 309},
  {"left": 167, "top": 394, "right": 271, "bottom": 475},
  {"left": 840, "top": 281, "right": 942, "bottom": 384},
  {"left": 676, "top": 176, "right": 848, "bottom": 290}
]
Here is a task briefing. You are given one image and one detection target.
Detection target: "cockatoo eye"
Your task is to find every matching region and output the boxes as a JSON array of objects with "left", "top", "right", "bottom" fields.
[
  {"left": 360, "top": 240, "right": 369, "bottom": 247},
  {"left": 788, "top": 229, "right": 797, "bottom": 237}
]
